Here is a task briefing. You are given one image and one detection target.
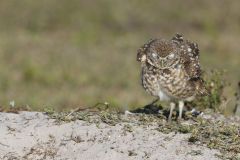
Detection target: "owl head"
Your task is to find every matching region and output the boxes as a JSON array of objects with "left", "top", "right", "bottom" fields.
[{"left": 137, "top": 38, "right": 180, "bottom": 69}]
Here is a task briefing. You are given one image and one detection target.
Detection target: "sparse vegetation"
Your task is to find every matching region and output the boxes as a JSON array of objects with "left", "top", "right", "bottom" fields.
[
  {"left": 190, "top": 70, "right": 228, "bottom": 112},
  {"left": 44, "top": 107, "right": 240, "bottom": 159}
]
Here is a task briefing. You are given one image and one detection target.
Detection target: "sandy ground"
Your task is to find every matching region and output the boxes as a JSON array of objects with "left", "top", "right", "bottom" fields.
[{"left": 0, "top": 111, "right": 221, "bottom": 160}]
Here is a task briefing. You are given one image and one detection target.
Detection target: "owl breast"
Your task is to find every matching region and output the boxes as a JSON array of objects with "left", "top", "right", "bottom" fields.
[
  {"left": 157, "top": 67, "right": 196, "bottom": 101},
  {"left": 141, "top": 63, "right": 197, "bottom": 101},
  {"left": 141, "top": 69, "right": 171, "bottom": 101}
]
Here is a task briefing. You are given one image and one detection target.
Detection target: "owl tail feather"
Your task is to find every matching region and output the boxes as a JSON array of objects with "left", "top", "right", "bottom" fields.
[
  {"left": 192, "top": 78, "right": 210, "bottom": 96},
  {"left": 197, "top": 85, "right": 210, "bottom": 96}
]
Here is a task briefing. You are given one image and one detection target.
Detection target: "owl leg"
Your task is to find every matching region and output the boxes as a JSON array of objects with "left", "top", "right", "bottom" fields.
[
  {"left": 168, "top": 102, "right": 176, "bottom": 122},
  {"left": 178, "top": 101, "right": 184, "bottom": 119}
]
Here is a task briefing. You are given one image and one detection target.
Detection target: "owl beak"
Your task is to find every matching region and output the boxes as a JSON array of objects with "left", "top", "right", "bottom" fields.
[{"left": 160, "top": 59, "right": 164, "bottom": 68}]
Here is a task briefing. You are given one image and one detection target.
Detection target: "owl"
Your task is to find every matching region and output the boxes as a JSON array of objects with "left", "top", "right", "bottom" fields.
[{"left": 137, "top": 34, "right": 208, "bottom": 121}]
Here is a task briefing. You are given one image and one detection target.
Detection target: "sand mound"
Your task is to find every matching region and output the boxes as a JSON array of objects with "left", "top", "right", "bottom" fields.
[{"left": 0, "top": 111, "right": 224, "bottom": 160}]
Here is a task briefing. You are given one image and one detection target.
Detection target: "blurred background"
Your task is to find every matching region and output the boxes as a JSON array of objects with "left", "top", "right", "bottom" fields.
[{"left": 0, "top": 0, "right": 239, "bottom": 112}]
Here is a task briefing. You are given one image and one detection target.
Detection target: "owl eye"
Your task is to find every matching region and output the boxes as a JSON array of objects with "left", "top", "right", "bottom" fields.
[
  {"left": 152, "top": 52, "right": 157, "bottom": 58},
  {"left": 168, "top": 53, "right": 175, "bottom": 59}
]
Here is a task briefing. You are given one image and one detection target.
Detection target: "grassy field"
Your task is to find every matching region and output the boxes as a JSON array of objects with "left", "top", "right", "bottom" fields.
[{"left": 0, "top": 0, "right": 239, "bottom": 113}]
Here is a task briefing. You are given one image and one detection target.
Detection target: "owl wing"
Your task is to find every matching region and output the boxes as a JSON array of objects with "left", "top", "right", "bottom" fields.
[
  {"left": 171, "top": 33, "right": 184, "bottom": 44},
  {"left": 171, "top": 34, "right": 201, "bottom": 78},
  {"left": 181, "top": 40, "right": 201, "bottom": 79}
]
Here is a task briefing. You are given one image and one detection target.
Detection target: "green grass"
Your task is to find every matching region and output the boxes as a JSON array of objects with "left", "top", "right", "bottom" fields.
[{"left": 0, "top": 0, "right": 239, "bottom": 113}]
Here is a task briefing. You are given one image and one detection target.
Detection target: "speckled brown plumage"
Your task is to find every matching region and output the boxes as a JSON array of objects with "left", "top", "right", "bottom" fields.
[
  {"left": 137, "top": 33, "right": 208, "bottom": 121},
  {"left": 172, "top": 34, "right": 201, "bottom": 78}
]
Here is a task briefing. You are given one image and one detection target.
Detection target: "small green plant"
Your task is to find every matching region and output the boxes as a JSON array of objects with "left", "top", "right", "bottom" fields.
[
  {"left": 191, "top": 70, "right": 227, "bottom": 112},
  {"left": 43, "top": 106, "right": 55, "bottom": 115}
]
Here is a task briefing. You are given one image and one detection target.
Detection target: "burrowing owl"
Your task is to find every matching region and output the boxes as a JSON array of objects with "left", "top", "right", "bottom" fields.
[{"left": 137, "top": 34, "right": 208, "bottom": 121}]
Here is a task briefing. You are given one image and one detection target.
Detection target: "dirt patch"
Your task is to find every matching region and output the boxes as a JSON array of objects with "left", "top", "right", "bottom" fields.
[{"left": 0, "top": 111, "right": 239, "bottom": 160}]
